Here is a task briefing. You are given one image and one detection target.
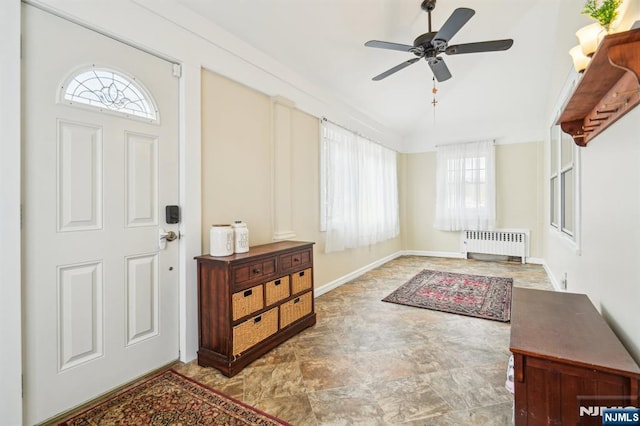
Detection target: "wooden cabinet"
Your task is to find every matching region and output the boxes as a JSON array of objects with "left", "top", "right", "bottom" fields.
[
  {"left": 195, "top": 241, "right": 316, "bottom": 376},
  {"left": 510, "top": 288, "right": 640, "bottom": 425}
]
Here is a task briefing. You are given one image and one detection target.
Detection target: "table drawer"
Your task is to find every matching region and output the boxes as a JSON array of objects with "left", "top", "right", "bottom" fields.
[
  {"left": 265, "top": 276, "right": 290, "bottom": 306},
  {"left": 231, "top": 284, "right": 263, "bottom": 321},
  {"left": 280, "top": 248, "right": 312, "bottom": 273},
  {"left": 232, "top": 257, "right": 276, "bottom": 286},
  {"left": 291, "top": 268, "right": 312, "bottom": 294},
  {"left": 232, "top": 308, "right": 278, "bottom": 356},
  {"left": 280, "top": 292, "right": 312, "bottom": 329}
]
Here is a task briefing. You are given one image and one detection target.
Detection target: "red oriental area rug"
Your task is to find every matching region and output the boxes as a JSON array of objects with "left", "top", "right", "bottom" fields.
[
  {"left": 382, "top": 270, "right": 513, "bottom": 322},
  {"left": 58, "top": 369, "right": 291, "bottom": 426}
]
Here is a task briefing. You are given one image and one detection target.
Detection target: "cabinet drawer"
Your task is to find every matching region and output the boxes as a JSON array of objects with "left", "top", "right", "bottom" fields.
[
  {"left": 232, "top": 308, "right": 278, "bottom": 356},
  {"left": 280, "top": 292, "right": 312, "bottom": 328},
  {"left": 291, "top": 268, "right": 312, "bottom": 294},
  {"left": 231, "top": 285, "right": 263, "bottom": 321},
  {"left": 279, "top": 249, "right": 312, "bottom": 273},
  {"left": 265, "top": 276, "right": 290, "bottom": 306},
  {"left": 232, "top": 257, "right": 276, "bottom": 286}
]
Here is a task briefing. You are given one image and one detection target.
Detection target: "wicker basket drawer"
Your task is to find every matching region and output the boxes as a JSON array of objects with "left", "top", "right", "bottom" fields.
[
  {"left": 231, "top": 285, "right": 263, "bottom": 321},
  {"left": 265, "top": 276, "right": 290, "bottom": 306},
  {"left": 291, "top": 268, "right": 312, "bottom": 294},
  {"left": 280, "top": 292, "right": 312, "bottom": 328},
  {"left": 232, "top": 308, "right": 278, "bottom": 355}
]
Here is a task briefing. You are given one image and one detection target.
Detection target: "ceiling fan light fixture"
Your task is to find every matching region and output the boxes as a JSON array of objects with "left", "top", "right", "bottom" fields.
[{"left": 569, "top": 45, "right": 590, "bottom": 73}]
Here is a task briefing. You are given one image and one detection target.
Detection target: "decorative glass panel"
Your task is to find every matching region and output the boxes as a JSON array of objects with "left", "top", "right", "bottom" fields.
[{"left": 61, "top": 67, "right": 158, "bottom": 122}]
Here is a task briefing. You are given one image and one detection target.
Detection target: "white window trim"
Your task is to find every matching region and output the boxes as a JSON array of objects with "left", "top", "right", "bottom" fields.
[{"left": 548, "top": 71, "right": 582, "bottom": 255}]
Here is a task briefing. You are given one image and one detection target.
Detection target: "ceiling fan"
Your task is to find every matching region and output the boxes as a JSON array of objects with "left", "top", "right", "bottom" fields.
[{"left": 365, "top": 0, "right": 513, "bottom": 82}]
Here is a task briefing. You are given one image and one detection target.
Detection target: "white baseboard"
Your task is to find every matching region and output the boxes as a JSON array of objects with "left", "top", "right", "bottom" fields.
[
  {"left": 542, "top": 261, "right": 563, "bottom": 292},
  {"left": 526, "top": 257, "right": 545, "bottom": 265},
  {"left": 314, "top": 251, "right": 403, "bottom": 297},
  {"left": 402, "top": 250, "right": 467, "bottom": 259}
]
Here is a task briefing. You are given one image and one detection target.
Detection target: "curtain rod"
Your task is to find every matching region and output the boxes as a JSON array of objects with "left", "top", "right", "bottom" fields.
[
  {"left": 321, "top": 117, "right": 392, "bottom": 151},
  {"left": 321, "top": 117, "right": 369, "bottom": 140}
]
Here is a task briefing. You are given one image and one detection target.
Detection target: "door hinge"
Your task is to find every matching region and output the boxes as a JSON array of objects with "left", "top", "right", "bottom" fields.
[{"left": 172, "top": 63, "right": 182, "bottom": 78}]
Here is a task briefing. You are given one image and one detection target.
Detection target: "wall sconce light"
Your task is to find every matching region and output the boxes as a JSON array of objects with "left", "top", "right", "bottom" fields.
[
  {"left": 575, "top": 22, "right": 604, "bottom": 56},
  {"left": 569, "top": 45, "right": 590, "bottom": 72}
]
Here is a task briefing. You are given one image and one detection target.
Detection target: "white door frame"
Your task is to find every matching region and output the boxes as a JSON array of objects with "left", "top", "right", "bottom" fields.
[{"left": 0, "top": 1, "right": 23, "bottom": 425}]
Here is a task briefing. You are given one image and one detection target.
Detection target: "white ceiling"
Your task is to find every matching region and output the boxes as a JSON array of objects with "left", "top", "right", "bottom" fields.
[{"left": 176, "top": 0, "right": 574, "bottom": 151}]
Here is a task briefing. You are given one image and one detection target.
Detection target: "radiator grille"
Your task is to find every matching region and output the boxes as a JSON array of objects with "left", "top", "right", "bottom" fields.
[{"left": 462, "top": 230, "right": 529, "bottom": 263}]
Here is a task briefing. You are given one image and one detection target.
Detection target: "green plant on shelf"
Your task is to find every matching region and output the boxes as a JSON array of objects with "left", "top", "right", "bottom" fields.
[{"left": 582, "top": 0, "right": 623, "bottom": 32}]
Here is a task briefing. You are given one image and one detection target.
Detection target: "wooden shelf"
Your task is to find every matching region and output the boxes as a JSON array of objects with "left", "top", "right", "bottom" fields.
[{"left": 557, "top": 27, "right": 640, "bottom": 146}]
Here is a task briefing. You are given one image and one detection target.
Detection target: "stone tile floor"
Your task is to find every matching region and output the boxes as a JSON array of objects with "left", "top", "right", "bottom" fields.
[{"left": 173, "top": 256, "right": 553, "bottom": 425}]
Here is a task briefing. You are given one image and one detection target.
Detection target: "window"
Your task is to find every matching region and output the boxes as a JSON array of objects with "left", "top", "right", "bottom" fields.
[
  {"left": 320, "top": 120, "right": 399, "bottom": 253},
  {"left": 60, "top": 66, "right": 158, "bottom": 122},
  {"left": 549, "top": 124, "right": 579, "bottom": 240},
  {"left": 434, "top": 140, "right": 496, "bottom": 231}
]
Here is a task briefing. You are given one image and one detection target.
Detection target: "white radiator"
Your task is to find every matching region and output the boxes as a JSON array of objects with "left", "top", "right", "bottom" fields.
[{"left": 462, "top": 229, "right": 529, "bottom": 264}]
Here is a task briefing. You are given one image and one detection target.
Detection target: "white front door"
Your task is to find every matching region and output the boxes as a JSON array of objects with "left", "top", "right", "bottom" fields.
[{"left": 22, "top": 5, "right": 181, "bottom": 424}]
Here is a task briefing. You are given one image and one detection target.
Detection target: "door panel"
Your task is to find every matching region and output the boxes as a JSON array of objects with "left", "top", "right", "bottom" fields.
[{"left": 22, "top": 5, "right": 180, "bottom": 424}]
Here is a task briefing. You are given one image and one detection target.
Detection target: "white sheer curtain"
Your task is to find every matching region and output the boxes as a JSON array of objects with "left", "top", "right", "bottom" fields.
[
  {"left": 321, "top": 120, "right": 399, "bottom": 253},
  {"left": 434, "top": 140, "right": 496, "bottom": 231}
]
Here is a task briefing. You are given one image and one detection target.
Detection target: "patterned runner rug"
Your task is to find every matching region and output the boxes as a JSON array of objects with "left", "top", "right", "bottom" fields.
[
  {"left": 58, "top": 369, "right": 291, "bottom": 425},
  {"left": 382, "top": 270, "right": 513, "bottom": 322}
]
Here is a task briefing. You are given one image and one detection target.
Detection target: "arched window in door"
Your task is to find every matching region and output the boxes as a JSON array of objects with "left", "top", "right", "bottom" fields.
[{"left": 60, "top": 66, "right": 158, "bottom": 123}]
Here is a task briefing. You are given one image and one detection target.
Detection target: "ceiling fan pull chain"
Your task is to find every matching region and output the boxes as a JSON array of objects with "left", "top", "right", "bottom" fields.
[{"left": 432, "top": 76, "right": 438, "bottom": 124}]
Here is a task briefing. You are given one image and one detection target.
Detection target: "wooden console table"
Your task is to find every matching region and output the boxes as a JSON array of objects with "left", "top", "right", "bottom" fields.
[
  {"left": 510, "top": 288, "right": 640, "bottom": 425},
  {"left": 196, "top": 241, "right": 316, "bottom": 376}
]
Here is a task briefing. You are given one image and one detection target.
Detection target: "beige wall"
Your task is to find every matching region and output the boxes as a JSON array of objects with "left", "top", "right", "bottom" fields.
[
  {"left": 402, "top": 142, "right": 544, "bottom": 257},
  {"left": 201, "top": 69, "right": 402, "bottom": 289},
  {"left": 496, "top": 143, "right": 544, "bottom": 257},
  {"left": 201, "top": 70, "right": 272, "bottom": 246}
]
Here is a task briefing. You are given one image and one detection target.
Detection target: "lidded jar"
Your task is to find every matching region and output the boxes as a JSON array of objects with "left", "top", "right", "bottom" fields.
[
  {"left": 210, "top": 224, "right": 234, "bottom": 256},
  {"left": 232, "top": 220, "right": 249, "bottom": 253}
]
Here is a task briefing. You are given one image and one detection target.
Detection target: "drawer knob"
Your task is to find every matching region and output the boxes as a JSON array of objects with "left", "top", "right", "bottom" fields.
[
  {"left": 293, "top": 257, "right": 299, "bottom": 262},
  {"left": 252, "top": 268, "right": 261, "bottom": 274},
  {"left": 294, "top": 297, "right": 300, "bottom": 304},
  {"left": 243, "top": 289, "right": 253, "bottom": 297},
  {"left": 299, "top": 271, "right": 305, "bottom": 277},
  {"left": 254, "top": 316, "right": 262, "bottom": 324},
  {"left": 274, "top": 279, "right": 281, "bottom": 286}
]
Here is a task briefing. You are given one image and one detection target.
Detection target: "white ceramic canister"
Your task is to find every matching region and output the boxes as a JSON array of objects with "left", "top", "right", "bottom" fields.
[
  {"left": 232, "top": 220, "right": 249, "bottom": 253},
  {"left": 210, "top": 224, "right": 234, "bottom": 256}
]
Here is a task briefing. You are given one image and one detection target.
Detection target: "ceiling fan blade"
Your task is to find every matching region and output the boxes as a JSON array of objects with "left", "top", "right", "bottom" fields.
[
  {"left": 365, "top": 40, "right": 415, "bottom": 53},
  {"left": 445, "top": 39, "right": 514, "bottom": 55},
  {"left": 372, "top": 57, "right": 421, "bottom": 81},
  {"left": 428, "top": 57, "right": 452, "bottom": 82},
  {"left": 433, "top": 8, "right": 475, "bottom": 44}
]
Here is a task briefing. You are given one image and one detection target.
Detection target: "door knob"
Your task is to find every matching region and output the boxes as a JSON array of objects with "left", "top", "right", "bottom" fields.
[
  {"left": 159, "top": 228, "right": 178, "bottom": 249},
  {"left": 160, "top": 230, "right": 178, "bottom": 241}
]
